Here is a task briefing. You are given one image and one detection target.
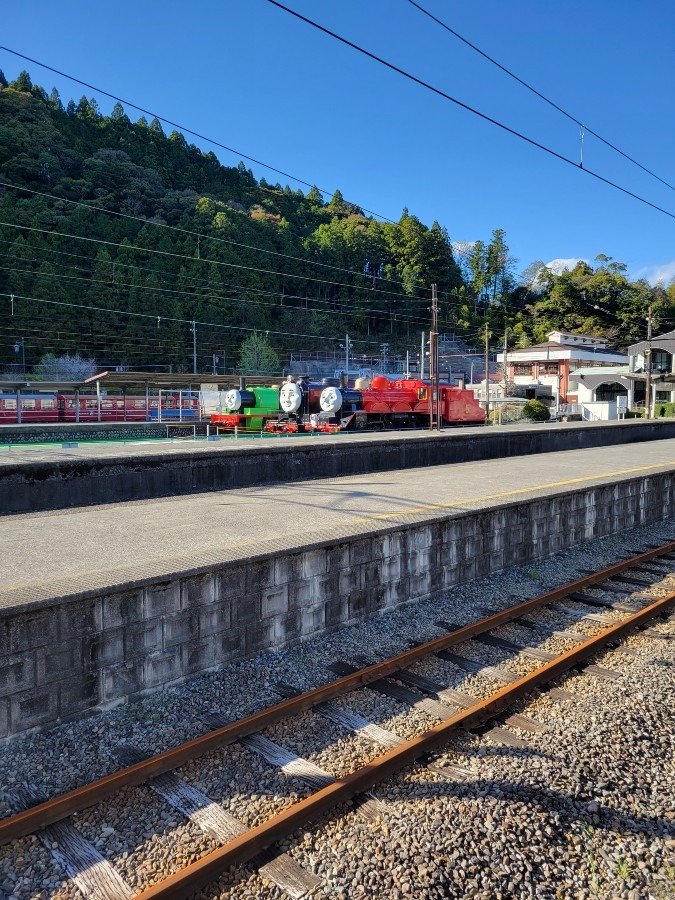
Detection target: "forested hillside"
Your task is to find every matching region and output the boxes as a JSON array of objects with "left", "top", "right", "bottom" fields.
[{"left": 0, "top": 70, "right": 673, "bottom": 374}]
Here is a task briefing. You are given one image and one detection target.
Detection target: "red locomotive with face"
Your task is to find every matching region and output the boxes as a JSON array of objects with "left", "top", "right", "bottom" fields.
[{"left": 310, "top": 375, "right": 485, "bottom": 431}]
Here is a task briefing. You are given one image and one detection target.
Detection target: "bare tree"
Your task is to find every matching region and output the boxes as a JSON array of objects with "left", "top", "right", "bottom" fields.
[{"left": 31, "top": 353, "right": 97, "bottom": 382}]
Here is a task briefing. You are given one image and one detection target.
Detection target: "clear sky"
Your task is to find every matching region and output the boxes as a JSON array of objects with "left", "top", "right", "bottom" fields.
[{"left": 3, "top": 0, "right": 675, "bottom": 283}]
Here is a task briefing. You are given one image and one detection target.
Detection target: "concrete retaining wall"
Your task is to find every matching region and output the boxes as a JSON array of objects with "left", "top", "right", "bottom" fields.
[
  {"left": 1, "top": 470, "right": 673, "bottom": 741},
  {"left": 0, "top": 422, "right": 176, "bottom": 444},
  {"left": 4, "top": 420, "right": 675, "bottom": 514}
]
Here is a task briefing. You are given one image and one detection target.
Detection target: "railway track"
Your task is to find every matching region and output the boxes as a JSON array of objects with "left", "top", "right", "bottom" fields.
[{"left": 1, "top": 541, "right": 674, "bottom": 899}]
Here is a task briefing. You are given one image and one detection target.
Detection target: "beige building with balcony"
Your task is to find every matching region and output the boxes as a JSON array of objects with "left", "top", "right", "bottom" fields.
[{"left": 495, "top": 330, "right": 628, "bottom": 417}]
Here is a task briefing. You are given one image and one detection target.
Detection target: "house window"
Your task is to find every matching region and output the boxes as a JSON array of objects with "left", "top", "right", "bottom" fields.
[
  {"left": 513, "top": 364, "right": 532, "bottom": 376},
  {"left": 651, "top": 350, "right": 671, "bottom": 374},
  {"left": 595, "top": 382, "right": 628, "bottom": 401},
  {"left": 539, "top": 364, "right": 558, "bottom": 375},
  {"left": 655, "top": 391, "right": 671, "bottom": 402}
]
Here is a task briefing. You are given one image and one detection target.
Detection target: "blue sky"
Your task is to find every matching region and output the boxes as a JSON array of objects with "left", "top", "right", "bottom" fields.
[{"left": 3, "top": 0, "right": 675, "bottom": 284}]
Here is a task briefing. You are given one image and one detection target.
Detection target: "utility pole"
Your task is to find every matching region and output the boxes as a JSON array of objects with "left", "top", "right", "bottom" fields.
[
  {"left": 429, "top": 284, "right": 440, "bottom": 430},
  {"left": 503, "top": 325, "right": 509, "bottom": 395},
  {"left": 13, "top": 336, "right": 25, "bottom": 373},
  {"left": 420, "top": 331, "right": 425, "bottom": 380},
  {"left": 484, "top": 322, "right": 490, "bottom": 423},
  {"left": 191, "top": 320, "right": 197, "bottom": 374},
  {"left": 645, "top": 304, "right": 653, "bottom": 419},
  {"left": 345, "top": 333, "right": 350, "bottom": 375}
]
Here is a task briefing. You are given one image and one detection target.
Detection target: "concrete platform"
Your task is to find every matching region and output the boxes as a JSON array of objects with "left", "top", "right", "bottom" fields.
[
  {"left": 5, "top": 419, "right": 675, "bottom": 515},
  {"left": 4, "top": 438, "right": 675, "bottom": 607},
  {"left": 2, "top": 439, "right": 675, "bottom": 740}
]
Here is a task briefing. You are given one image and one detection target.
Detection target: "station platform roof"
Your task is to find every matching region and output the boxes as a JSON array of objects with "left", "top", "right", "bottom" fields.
[{"left": 0, "top": 372, "right": 284, "bottom": 393}]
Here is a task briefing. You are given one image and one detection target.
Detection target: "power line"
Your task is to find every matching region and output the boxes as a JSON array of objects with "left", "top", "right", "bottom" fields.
[
  {"left": 0, "top": 290, "right": 382, "bottom": 345},
  {"left": 0, "top": 45, "right": 397, "bottom": 224},
  {"left": 0, "top": 233, "right": 434, "bottom": 328},
  {"left": 405, "top": 0, "right": 675, "bottom": 194},
  {"left": 0, "top": 258, "right": 432, "bottom": 338},
  {"left": 266, "top": 0, "right": 675, "bottom": 223},
  {"left": 0, "top": 179, "right": 432, "bottom": 301},
  {"left": 0, "top": 216, "right": 436, "bottom": 315}
]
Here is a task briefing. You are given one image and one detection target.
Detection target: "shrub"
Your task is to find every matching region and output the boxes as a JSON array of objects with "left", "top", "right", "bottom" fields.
[
  {"left": 522, "top": 399, "right": 551, "bottom": 422},
  {"left": 654, "top": 404, "right": 666, "bottom": 418},
  {"left": 665, "top": 402, "right": 675, "bottom": 418}
]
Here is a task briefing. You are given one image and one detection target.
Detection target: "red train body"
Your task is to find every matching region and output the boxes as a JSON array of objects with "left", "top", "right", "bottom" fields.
[
  {"left": 269, "top": 376, "right": 485, "bottom": 432},
  {"left": 0, "top": 393, "right": 200, "bottom": 424}
]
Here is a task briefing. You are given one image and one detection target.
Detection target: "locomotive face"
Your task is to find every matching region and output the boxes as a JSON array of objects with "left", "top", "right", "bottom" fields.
[
  {"left": 279, "top": 381, "right": 302, "bottom": 413},
  {"left": 224, "top": 389, "right": 242, "bottom": 411},
  {"left": 319, "top": 386, "right": 342, "bottom": 414}
]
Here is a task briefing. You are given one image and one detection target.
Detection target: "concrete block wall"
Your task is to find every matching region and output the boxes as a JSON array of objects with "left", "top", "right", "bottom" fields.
[{"left": 1, "top": 471, "right": 673, "bottom": 740}]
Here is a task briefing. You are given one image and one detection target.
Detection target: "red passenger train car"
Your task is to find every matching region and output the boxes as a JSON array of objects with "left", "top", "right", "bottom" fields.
[{"left": 0, "top": 393, "right": 200, "bottom": 424}]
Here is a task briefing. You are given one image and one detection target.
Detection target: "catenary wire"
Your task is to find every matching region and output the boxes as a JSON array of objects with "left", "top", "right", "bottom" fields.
[
  {"left": 0, "top": 290, "right": 396, "bottom": 345},
  {"left": 405, "top": 0, "right": 675, "bottom": 193},
  {"left": 0, "top": 234, "right": 434, "bottom": 324},
  {"left": 0, "top": 219, "right": 440, "bottom": 314},
  {"left": 0, "top": 179, "right": 436, "bottom": 303},
  {"left": 266, "top": 0, "right": 675, "bottom": 223}
]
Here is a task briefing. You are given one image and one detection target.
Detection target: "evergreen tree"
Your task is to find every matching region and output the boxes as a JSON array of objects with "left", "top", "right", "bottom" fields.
[
  {"left": 237, "top": 332, "right": 280, "bottom": 374},
  {"left": 111, "top": 101, "right": 128, "bottom": 122},
  {"left": 48, "top": 87, "right": 63, "bottom": 110},
  {"left": 11, "top": 70, "right": 32, "bottom": 92},
  {"left": 149, "top": 117, "right": 165, "bottom": 136},
  {"left": 307, "top": 186, "right": 324, "bottom": 206}
]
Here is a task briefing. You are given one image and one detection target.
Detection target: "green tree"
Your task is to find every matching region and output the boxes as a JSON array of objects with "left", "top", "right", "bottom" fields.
[
  {"left": 237, "top": 332, "right": 280, "bottom": 374},
  {"left": 48, "top": 87, "right": 63, "bottom": 110},
  {"left": 11, "top": 71, "right": 32, "bottom": 92},
  {"left": 307, "top": 185, "right": 324, "bottom": 206}
]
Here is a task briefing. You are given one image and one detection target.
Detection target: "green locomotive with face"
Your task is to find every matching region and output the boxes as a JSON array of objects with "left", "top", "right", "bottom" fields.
[{"left": 210, "top": 385, "right": 282, "bottom": 431}]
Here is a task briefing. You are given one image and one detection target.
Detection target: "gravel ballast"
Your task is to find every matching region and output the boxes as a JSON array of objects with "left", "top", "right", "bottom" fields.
[{"left": 0, "top": 520, "right": 674, "bottom": 899}]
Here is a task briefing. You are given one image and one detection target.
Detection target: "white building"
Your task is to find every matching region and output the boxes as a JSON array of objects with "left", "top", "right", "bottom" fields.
[
  {"left": 495, "top": 330, "right": 628, "bottom": 416},
  {"left": 626, "top": 329, "right": 675, "bottom": 414},
  {"left": 567, "top": 366, "right": 630, "bottom": 421}
]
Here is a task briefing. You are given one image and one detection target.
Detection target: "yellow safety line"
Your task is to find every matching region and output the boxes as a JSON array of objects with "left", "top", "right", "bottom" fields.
[{"left": 355, "top": 460, "right": 675, "bottom": 522}]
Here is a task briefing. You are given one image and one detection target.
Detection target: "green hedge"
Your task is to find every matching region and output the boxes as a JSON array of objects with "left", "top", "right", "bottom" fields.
[{"left": 522, "top": 399, "right": 551, "bottom": 422}]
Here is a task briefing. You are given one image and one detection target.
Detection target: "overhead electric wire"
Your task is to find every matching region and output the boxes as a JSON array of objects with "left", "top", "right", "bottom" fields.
[
  {"left": 0, "top": 179, "right": 433, "bottom": 302},
  {"left": 266, "top": 0, "right": 675, "bottom": 223},
  {"left": 0, "top": 45, "right": 397, "bottom": 224},
  {"left": 0, "top": 290, "right": 389, "bottom": 345},
  {"left": 0, "top": 235, "right": 434, "bottom": 328},
  {"left": 405, "top": 0, "right": 675, "bottom": 194},
  {"left": 0, "top": 218, "right": 437, "bottom": 317},
  {"left": 0, "top": 261, "right": 432, "bottom": 338}
]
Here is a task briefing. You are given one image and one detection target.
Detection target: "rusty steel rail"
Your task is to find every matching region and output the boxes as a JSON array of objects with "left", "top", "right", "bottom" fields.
[
  {"left": 136, "top": 590, "right": 675, "bottom": 899},
  {"left": 1, "top": 540, "right": 673, "bottom": 847}
]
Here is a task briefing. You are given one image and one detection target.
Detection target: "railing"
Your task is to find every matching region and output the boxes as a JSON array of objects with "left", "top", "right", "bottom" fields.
[{"left": 582, "top": 407, "right": 602, "bottom": 422}]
